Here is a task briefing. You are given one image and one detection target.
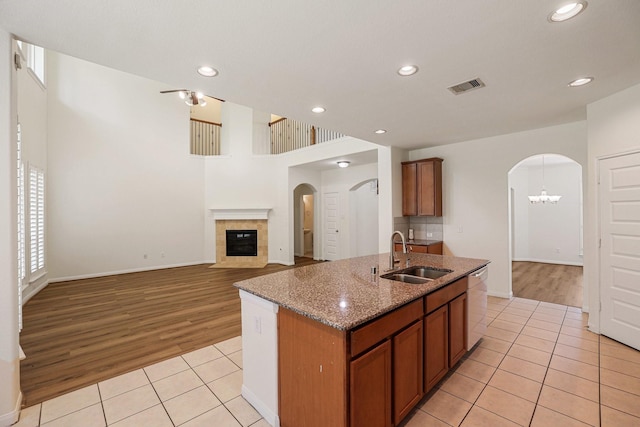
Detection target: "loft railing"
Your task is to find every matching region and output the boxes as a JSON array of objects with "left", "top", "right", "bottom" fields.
[
  {"left": 190, "top": 118, "right": 221, "bottom": 156},
  {"left": 269, "top": 118, "right": 344, "bottom": 154}
]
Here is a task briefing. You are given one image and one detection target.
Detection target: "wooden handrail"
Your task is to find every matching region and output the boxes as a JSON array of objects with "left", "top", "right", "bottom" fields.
[
  {"left": 269, "top": 117, "right": 287, "bottom": 127},
  {"left": 190, "top": 118, "right": 222, "bottom": 127}
]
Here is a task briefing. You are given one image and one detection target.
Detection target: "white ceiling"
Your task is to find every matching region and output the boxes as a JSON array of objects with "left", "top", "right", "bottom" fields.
[{"left": 2, "top": 0, "right": 640, "bottom": 150}]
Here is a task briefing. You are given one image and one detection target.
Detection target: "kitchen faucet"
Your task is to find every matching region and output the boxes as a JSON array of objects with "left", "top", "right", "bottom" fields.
[{"left": 389, "top": 231, "right": 407, "bottom": 270}]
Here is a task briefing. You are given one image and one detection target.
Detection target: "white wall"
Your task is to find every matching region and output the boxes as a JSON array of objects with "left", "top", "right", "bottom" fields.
[
  {"left": 203, "top": 103, "right": 280, "bottom": 262},
  {"left": 509, "top": 166, "right": 529, "bottom": 259},
  {"left": 351, "top": 179, "right": 379, "bottom": 257},
  {"left": 586, "top": 82, "right": 640, "bottom": 332},
  {"left": 409, "top": 121, "right": 587, "bottom": 299},
  {"left": 47, "top": 53, "right": 206, "bottom": 280},
  {"left": 0, "top": 31, "right": 20, "bottom": 427},
  {"left": 511, "top": 161, "right": 583, "bottom": 265},
  {"left": 378, "top": 146, "right": 408, "bottom": 253}
]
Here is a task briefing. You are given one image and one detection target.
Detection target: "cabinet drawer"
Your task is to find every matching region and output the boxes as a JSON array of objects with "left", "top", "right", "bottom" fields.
[
  {"left": 351, "top": 299, "right": 423, "bottom": 358},
  {"left": 425, "top": 277, "right": 467, "bottom": 314}
]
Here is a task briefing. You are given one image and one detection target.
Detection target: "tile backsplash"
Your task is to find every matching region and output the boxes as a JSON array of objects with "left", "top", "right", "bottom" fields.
[{"left": 393, "top": 216, "right": 443, "bottom": 241}]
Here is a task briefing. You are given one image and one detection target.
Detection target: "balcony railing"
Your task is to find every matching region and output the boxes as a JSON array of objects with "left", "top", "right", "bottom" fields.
[
  {"left": 190, "top": 118, "right": 221, "bottom": 156},
  {"left": 270, "top": 118, "right": 344, "bottom": 154}
]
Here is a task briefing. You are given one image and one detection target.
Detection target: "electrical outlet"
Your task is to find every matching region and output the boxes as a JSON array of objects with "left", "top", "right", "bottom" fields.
[
  {"left": 143, "top": 254, "right": 148, "bottom": 259},
  {"left": 427, "top": 232, "right": 433, "bottom": 238},
  {"left": 161, "top": 252, "right": 165, "bottom": 258}
]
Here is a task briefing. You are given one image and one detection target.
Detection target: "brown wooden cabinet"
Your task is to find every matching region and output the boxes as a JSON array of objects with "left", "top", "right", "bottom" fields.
[
  {"left": 350, "top": 340, "right": 392, "bottom": 427},
  {"left": 427, "top": 242, "right": 443, "bottom": 255},
  {"left": 423, "top": 277, "right": 467, "bottom": 393},
  {"left": 402, "top": 158, "right": 443, "bottom": 216},
  {"left": 392, "top": 321, "right": 423, "bottom": 423},
  {"left": 424, "top": 304, "right": 448, "bottom": 392},
  {"left": 448, "top": 292, "right": 467, "bottom": 367},
  {"left": 396, "top": 242, "right": 444, "bottom": 255},
  {"left": 278, "top": 278, "right": 468, "bottom": 427}
]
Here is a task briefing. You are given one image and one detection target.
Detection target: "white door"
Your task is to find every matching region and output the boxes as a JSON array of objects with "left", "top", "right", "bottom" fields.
[
  {"left": 324, "top": 192, "right": 339, "bottom": 260},
  {"left": 599, "top": 152, "right": 640, "bottom": 350}
]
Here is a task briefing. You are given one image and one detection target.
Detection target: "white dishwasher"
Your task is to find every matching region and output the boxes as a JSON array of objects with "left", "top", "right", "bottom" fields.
[{"left": 467, "top": 266, "right": 488, "bottom": 349}]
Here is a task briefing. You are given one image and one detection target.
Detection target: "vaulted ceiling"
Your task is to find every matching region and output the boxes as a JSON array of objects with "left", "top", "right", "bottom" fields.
[{"left": 2, "top": 0, "right": 640, "bottom": 149}]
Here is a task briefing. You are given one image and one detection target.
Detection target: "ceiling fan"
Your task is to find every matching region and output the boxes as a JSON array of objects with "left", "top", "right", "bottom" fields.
[{"left": 160, "top": 89, "right": 224, "bottom": 107}]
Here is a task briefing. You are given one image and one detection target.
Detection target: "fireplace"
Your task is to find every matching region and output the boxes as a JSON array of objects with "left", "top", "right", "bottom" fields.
[
  {"left": 226, "top": 230, "right": 258, "bottom": 256},
  {"left": 210, "top": 208, "right": 271, "bottom": 268}
]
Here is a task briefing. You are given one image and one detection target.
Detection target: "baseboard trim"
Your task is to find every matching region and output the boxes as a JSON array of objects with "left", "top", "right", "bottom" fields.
[
  {"left": 49, "top": 261, "right": 207, "bottom": 283},
  {"left": 241, "top": 385, "right": 280, "bottom": 427},
  {"left": 488, "top": 290, "right": 513, "bottom": 299},
  {"left": 22, "top": 279, "right": 49, "bottom": 304},
  {"left": 0, "top": 391, "right": 21, "bottom": 427},
  {"left": 512, "top": 258, "right": 583, "bottom": 267}
]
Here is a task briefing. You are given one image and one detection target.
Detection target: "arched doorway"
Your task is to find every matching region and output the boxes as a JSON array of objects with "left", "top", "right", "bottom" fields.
[
  {"left": 508, "top": 154, "right": 584, "bottom": 307},
  {"left": 293, "top": 183, "right": 317, "bottom": 261},
  {"left": 349, "top": 179, "right": 379, "bottom": 257}
]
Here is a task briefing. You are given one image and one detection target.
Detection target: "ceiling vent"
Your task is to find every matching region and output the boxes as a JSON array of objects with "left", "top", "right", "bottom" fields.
[{"left": 447, "top": 78, "right": 485, "bottom": 95}]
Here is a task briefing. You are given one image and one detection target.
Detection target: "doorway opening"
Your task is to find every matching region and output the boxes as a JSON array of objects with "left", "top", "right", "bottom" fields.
[
  {"left": 508, "top": 154, "right": 584, "bottom": 307},
  {"left": 293, "top": 183, "right": 316, "bottom": 262}
]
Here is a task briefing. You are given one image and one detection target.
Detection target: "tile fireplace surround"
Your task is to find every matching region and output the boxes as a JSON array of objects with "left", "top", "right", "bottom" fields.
[{"left": 211, "top": 209, "right": 270, "bottom": 268}]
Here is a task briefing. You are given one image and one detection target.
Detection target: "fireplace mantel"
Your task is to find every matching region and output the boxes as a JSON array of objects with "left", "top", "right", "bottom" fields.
[{"left": 210, "top": 208, "right": 272, "bottom": 220}]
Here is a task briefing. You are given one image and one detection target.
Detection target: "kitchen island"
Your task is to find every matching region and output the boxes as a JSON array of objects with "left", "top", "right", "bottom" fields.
[{"left": 234, "top": 252, "right": 489, "bottom": 427}]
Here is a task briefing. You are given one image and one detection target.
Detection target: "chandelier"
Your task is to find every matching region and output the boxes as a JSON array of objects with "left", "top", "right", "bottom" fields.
[{"left": 528, "top": 155, "right": 562, "bottom": 204}]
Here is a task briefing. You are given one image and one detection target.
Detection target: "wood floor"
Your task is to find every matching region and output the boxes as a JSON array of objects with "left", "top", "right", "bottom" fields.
[
  {"left": 20, "top": 257, "right": 321, "bottom": 407},
  {"left": 512, "top": 261, "right": 583, "bottom": 308}
]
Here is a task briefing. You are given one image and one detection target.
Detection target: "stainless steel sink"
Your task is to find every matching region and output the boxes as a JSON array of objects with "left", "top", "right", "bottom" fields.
[
  {"left": 401, "top": 266, "right": 452, "bottom": 280},
  {"left": 381, "top": 273, "right": 431, "bottom": 284},
  {"left": 381, "top": 266, "right": 453, "bottom": 285}
]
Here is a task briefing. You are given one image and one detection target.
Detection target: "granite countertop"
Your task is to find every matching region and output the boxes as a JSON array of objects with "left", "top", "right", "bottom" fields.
[{"left": 234, "top": 253, "right": 489, "bottom": 331}]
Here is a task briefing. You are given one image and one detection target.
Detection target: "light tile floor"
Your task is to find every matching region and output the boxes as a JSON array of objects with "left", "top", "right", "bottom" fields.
[
  {"left": 15, "top": 336, "right": 269, "bottom": 427},
  {"left": 401, "top": 296, "right": 640, "bottom": 427},
  {"left": 14, "top": 297, "right": 640, "bottom": 426}
]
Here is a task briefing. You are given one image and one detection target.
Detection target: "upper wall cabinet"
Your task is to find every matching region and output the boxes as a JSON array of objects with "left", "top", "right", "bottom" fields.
[{"left": 402, "top": 158, "right": 443, "bottom": 216}]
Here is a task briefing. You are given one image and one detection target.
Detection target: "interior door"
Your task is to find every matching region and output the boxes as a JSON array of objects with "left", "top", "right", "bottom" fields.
[
  {"left": 599, "top": 152, "right": 640, "bottom": 350},
  {"left": 324, "top": 192, "right": 339, "bottom": 260}
]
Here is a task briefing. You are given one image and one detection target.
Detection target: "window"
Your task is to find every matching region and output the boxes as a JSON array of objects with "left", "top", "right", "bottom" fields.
[
  {"left": 29, "top": 165, "right": 45, "bottom": 275},
  {"left": 25, "top": 43, "right": 45, "bottom": 86}
]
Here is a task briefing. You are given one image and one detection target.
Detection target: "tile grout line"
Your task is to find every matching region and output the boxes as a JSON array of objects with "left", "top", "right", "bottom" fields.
[
  {"left": 456, "top": 298, "right": 537, "bottom": 426},
  {"left": 142, "top": 366, "right": 176, "bottom": 427}
]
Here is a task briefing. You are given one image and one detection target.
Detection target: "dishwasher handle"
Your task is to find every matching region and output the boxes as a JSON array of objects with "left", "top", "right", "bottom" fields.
[{"left": 470, "top": 267, "right": 488, "bottom": 282}]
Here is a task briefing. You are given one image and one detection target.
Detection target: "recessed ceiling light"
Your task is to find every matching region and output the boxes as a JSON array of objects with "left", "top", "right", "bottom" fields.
[
  {"left": 374, "top": 129, "right": 387, "bottom": 134},
  {"left": 337, "top": 161, "right": 350, "bottom": 168},
  {"left": 397, "top": 65, "right": 419, "bottom": 76},
  {"left": 197, "top": 66, "right": 218, "bottom": 77},
  {"left": 549, "top": 1, "right": 587, "bottom": 22},
  {"left": 568, "top": 77, "right": 594, "bottom": 87},
  {"left": 312, "top": 106, "right": 326, "bottom": 113}
]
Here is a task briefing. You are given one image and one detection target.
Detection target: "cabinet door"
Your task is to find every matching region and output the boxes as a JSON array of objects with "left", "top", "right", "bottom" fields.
[
  {"left": 402, "top": 163, "right": 418, "bottom": 216},
  {"left": 350, "top": 340, "right": 392, "bottom": 427},
  {"left": 393, "top": 321, "right": 424, "bottom": 423},
  {"left": 417, "top": 160, "right": 442, "bottom": 216},
  {"left": 449, "top": 292, "right": 467, "bottom": 367},
  {"left": 424, "top": 305, "right": 448, "bottom": 392},
  {"left": 427, "top": 242, "right": 443, "bottom": 255}
]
